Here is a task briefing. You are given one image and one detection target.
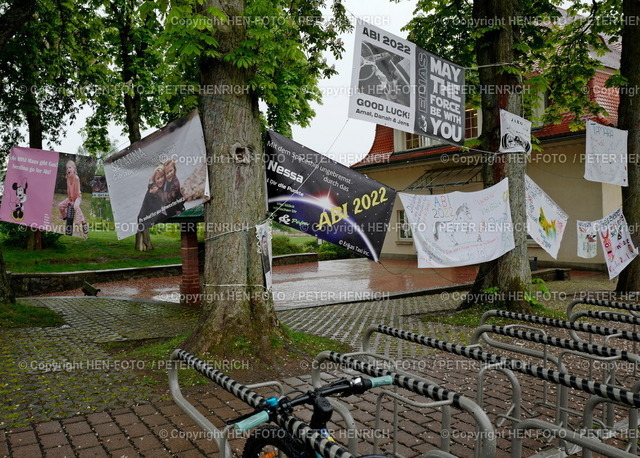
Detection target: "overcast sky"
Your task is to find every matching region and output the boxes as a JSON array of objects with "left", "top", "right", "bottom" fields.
[{"left": 50, "top": 1, "right": 418, "bottom": 165}]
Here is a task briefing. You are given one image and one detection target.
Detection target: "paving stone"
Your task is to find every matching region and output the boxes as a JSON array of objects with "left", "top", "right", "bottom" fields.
[
  {"left": 108, "top": 447, "right": 141, "bottom": 457},
  {"left": 71, "top": 433, "right": 100, "bottom": 449},
  {"left": 39, "top": 432, "right": 69, "bottom": 449},
  {"left": 44, "top": 444, "right": 75, "bottom": 457},
  {"left": 131, "top": 434, "right": 162, "bottom": 452},
  {"left": 93, "top": 421, "right": 122, "bottom": 437},
  {"left": 76, "top": 446, "right": 108, "bottom": 457},
  {"left": 86, "top": 412, "right": 112, "bottom": 426},
  {"left": 100, "top": 433, "right": 132, "bottom": 452},
  {"left": 11, "top": 444, "right": 42, "bottom": 457},
  {"left": 8, "top": 430, "right": 37, "bottom": 447},
  {"left": 64, "top": 421, "right": 92, "bottom": 436},
  {"left": 35, "top": 421, "right": 63, "bottom": 435},
  {"left": 122, "top": 422, "right": 151, "bottom": 439}
]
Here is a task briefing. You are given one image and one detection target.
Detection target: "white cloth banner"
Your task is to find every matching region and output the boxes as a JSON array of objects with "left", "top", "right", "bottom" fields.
[
  {"left": 597, "top": 208, "right": 638, "bottom": 279},
  {"left": 399, "top": 179, "right": 514, "bottom": 268},
  {"left": 500, "top": 109, "right": 532, "bottom": 154},
  {"left": 577, "top": 220, "right": 598, "bottom": 259},
  {"left": 256, "top": 222, "right": 273, "bottom": 290},
  {"left": 104, "top": 110, "right": 210, "bottom": 239},
  {"left": 584, "top": 121, "right": 628, "bottom": 186},
  {"left": 524, "top": 175, "right": 568, "bottom": 259}
]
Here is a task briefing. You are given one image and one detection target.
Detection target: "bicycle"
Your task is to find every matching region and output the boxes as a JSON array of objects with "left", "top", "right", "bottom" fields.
[
  {"left": 233, "top": 375, "right": 393, "bottom": 457},
  {"left": 169, "top": 349, "right": 394, "bottom": 458}
]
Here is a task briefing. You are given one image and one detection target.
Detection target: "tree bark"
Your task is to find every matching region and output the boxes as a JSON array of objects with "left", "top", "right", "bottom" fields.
[
  {"left": 460, "top": 0, "right": 532, "bottom": 312},
  {"left": 25, "top": 83, "right": 43, "bottom": 251},
  {"left": 182, "top": 0, "right": 282, "bottom": 358},
  {"left": 0, "top": 0, "right": 35, "bottom": 52},
  {"left": 616, "top": 0, "right": 640, "bottom": 294},
  {"left": 114, "top": 1, "right": 154, "bottom": 252}
]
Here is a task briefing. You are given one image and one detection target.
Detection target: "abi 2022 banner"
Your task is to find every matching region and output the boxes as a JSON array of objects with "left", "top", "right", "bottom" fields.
[
  {"left": 265, "top": 131, "right": 396, "bottom": 261},
  {"left": 349, "top": 22, "right": 465, "bottom": 145},
  {"left": 0, "top": 147, "right": 97, "bottom": 238}
]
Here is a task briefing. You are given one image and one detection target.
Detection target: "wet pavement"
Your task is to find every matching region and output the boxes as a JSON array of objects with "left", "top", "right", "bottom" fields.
[{"left": 35, "top": 258, "right": 479, "bottom": 309}]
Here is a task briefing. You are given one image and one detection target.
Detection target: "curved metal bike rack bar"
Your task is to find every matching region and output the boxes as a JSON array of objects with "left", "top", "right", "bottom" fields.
[
  {"left": 510, "top": 418, "right": 638, "bottom": 458},
  {"left": 313, "top": 350, "right": 497, "bottom": 458},
  {"left": 567, "top": 297, "right": 640, "bottom": 319}
]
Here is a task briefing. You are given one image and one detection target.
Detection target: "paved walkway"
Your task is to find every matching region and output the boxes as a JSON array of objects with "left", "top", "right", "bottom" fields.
[
  {"left": 34, "top": 259, "right": 480, "bottom": 309},
  {"left": 4, "top": 271, "right": 633, "bottom": 457}
]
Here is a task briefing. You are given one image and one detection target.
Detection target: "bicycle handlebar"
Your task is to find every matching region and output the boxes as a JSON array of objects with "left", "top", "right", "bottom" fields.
[{"left": 233, "top": 375, "right": 393, "bottom": 434}]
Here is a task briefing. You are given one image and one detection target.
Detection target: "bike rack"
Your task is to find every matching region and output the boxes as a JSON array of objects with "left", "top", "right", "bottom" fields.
[
  {"left": 363, "top": 325, "right": 640, "bottom": 457},
  {"left": 169, "top": 349, "right": 358, "bottom": 458},
  {"left": 471, "top": 324, "right": 640, "bottom": 428},
  {"left": 312, "top": 350, "right": 497, "bottom": 458},
  {"left": 510, "top": 418, "right": 638, "bottom": 458}
]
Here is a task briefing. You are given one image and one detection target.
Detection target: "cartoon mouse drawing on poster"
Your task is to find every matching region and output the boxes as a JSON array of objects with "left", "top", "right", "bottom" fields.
[{"left": 10, "top": 180, "right": 28, "bottom": 221}]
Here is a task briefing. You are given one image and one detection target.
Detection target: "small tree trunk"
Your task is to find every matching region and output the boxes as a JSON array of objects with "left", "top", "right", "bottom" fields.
[
  {"left": 616, "top": 0, "right": 640, "bottom": 293},
  {"left": 182, "top": 0, "right": 282, "bottom": 358},
  {"left": 135, "top": 229, "right": 153, "bottom": 251},
  {"left": 461, "top": 0, "right": 532, "bottom": 312}
]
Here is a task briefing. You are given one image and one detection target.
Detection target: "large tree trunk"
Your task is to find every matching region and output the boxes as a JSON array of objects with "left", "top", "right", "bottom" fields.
[
  {"left": 616, "top": 0, "right": 640, "bottom": 294},
  {"left": 25, "top": 83, "right": 43, "bottom": 251},
  {"left": 182, "top": 0, "right": 282, "bottom": 357},
  {"left": 460, "top": 0, "right": 532, "bottom": 312}
]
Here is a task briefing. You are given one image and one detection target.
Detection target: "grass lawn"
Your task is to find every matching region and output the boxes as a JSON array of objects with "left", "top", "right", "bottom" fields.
[
  {"left": 3, "top": 229, "right": 183, "bottom": 273},
  {"left": 0, "top": 301, "right": 65, "bottom": 328}
]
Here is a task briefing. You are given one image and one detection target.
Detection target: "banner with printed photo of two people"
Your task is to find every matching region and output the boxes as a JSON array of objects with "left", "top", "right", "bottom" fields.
[
  {"left": 104, "top": 110, "right": 210, "bottom": 240},
  {"left": 265, "top": 131, "right": 396, "bottom": 261},
  {"left": 349, "top": 21, "right": 465, "bottom": 146},
  {"left": 0, "top": 147, "right": 97, "bottom": 238}
]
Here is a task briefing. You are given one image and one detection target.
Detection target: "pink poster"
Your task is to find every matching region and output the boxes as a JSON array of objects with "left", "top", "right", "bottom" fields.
[
  {"left": 0, "top": 147, "right": 58, "bottom": 231},
  {"left": 0, "top": 147, "right": 97, "bottom": 237}
]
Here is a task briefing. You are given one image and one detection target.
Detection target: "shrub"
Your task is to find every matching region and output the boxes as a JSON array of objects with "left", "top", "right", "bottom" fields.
[
  {"left": 0, "top": 222, "right": 63, "bottom": 249},
  {"left": 271, "top": 235, "right": 301, "bottom": 256}
]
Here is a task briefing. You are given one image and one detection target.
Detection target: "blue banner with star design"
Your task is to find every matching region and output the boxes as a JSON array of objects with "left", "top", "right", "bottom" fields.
[{"left": 265, "top": 131, "right": 396, "bottom": 261}]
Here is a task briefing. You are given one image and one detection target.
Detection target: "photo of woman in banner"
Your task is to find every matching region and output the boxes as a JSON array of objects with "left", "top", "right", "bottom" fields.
[
  {"left": 162, "top": 158, "right": 185, "bottom": 217},
  {"left": 137, "top": 164, "right": 168, "bottom": 230},
  {"left": 58, "top": 160, "right": 89, "bottom": 235}
]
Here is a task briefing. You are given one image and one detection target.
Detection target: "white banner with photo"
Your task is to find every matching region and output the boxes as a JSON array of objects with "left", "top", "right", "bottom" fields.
[
  {"left": 524, "top": 175, "right": 568, "bottom": 259},
  {"left": 399, "top": 179, "right": 514, "bottom": 268},
  {"left": 597, "top": 208, "right": 638, "bottom": 279},
  {"left": 104, "top": 110, "right": 210, "bottom": 239},
  {"left": 500, "top": 109, "right": 532, "bottom": 154},
  {"left": 349, "top": 22, "right": 465, "bottom": 146},
  {"left": 584, "top": 120, "right": 628, "bottom": 186},
  {"left": 256, "top": 222, "right": 272, "bottom": 290},
  {"left": 577, "top": 220, "right": 598, "bottom": 259}
]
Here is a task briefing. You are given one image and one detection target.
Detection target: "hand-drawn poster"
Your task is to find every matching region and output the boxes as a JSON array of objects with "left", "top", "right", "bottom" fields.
[
  {"left": 104, "top": 110, "right": 210, "bottom": 239},
  {"left": 398, "top": 179, "right": 514, "bottom": 268},
  {"left": 597, "top": 208, "right": 638, "bottom": 279},
  {"left": 265, "top": 131, "right": 396, "bottom": 261},
  {"left": 0, "top": 147, "right": 97, "bottom": 238},
  {"left": 500, "top": 109, "right": 532, "bottom": 154},
  {"left": 577, "top": 220, "right": 598, "bottom": 259},
  {"left": 349, "top": 21, "right": 465, "bottom": 145},
  {"left": 584, "top": 121, "right": 628, "bottom": 186},
  {"left": 256, "top": 222, "right": 272, "bottom": 290},
  {"left": 524, "top": 175, "right": 568, "bottom": 259}
]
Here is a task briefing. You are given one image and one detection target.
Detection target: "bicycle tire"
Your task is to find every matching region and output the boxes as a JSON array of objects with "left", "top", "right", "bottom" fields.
[{"left": 242, "top": 425, "right": 306, "bottom": 458}]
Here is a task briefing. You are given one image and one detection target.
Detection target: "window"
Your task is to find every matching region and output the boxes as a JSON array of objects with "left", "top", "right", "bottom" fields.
[
  {"left": 398, "top": 210, "right": 413, "bottom": 241},
  {"left": 465, "top": 109, "right": 479, "bottom": 139},
  {"left": 404, "top": 133, "right": 444, "bottom": 150}
]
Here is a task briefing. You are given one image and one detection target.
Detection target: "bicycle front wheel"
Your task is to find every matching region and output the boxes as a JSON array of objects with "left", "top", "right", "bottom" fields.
[{"left": 242, "top": 425, "right": 305, "bottom": 458}]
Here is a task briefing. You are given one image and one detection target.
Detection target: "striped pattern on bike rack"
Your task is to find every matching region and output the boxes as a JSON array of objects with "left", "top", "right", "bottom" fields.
[
  {"left": 578, "top": 310, "right": 640, "bottom": 326},
  {"left": 375, "top": 325, "right": 640, "bottom": 408},
  {"left": 274, "top": 413, "right": 354, "bottom": 458},
  {"left": 174, "top": 349, "right": 266, "bottom": 409},
  {"left": 575, "top": 297, "right": 640, "bottom": 313},
  {"left": 324, "top": 351, "right": 464, "bottom": 410},
  {"left": 482, "top": 325, "right": 634, "bottom": 362},
  {"left": 486, "top": 310, "right": 640, "bottom": 343}
]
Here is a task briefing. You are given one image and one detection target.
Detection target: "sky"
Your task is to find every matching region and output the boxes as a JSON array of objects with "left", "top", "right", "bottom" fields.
[{"left": 49, "top": 0, "right": 419, "bottom": 166}]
